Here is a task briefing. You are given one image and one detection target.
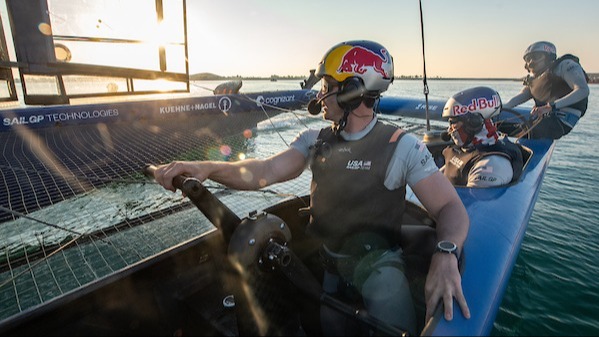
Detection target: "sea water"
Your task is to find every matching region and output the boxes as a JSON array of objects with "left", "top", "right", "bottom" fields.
[
  {"left": 2, "top": 79, "right": 596, "bottom": 335},
  {"left": 196, "top": 79, "right": 599, "bottom": 336}
]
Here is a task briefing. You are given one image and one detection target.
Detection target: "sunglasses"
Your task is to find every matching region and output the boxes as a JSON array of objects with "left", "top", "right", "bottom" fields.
[
  {"left": 448, "top": 118, "right": 463, "bottom": 125},
  {"left": 524, "top": 52, "right": 546, "bottom": 64},
  {"left": 319, "top": 81, "right": 338, "bottom": 95}
]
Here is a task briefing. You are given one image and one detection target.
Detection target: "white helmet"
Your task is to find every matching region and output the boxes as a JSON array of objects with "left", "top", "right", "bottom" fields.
[
  {"left": 443, "top": 87, "right": 501, "bottom": 146},
  {"left": 523, "top": 41, "right": 557, "bottom": 61},
  {"left": 523, "top": 41, "right": 557, "bottom": 74},
  {"left": 442, "top": 86, "right": 501, "bottom": 120}
]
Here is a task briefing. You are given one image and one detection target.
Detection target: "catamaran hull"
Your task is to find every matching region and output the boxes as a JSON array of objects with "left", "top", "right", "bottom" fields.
[{"left": 0, "top": 94, "right": 555, "bottom": 336}]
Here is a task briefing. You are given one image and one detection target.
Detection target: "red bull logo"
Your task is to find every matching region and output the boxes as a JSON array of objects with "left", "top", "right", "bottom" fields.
[
  {"left": 543, "top": 45, "right": 556, "bottom": 53},
  {"left": 452, "top": 95, "right": 500, "bottom": 115},
  {"left": 337, "top": 46, "right": 389, "bottom": 78}
]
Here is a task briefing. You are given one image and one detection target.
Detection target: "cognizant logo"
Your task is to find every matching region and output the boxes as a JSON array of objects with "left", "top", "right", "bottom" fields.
[{"left": 256, "top": 95, "right": 295, "bottom": 107}]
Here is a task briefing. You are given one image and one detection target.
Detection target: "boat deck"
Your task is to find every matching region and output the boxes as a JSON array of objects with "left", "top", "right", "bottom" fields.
[{"left": 0, "top": 92, "right": 314, "bottom": 323}]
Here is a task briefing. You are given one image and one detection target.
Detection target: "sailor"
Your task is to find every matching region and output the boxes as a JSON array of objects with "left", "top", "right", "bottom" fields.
[
  {"left": 441, "top": 87, "right": 524, "bottom": 187},
  {"left": 503, "top": 41, "right": 590, "bottom": 139},
  {"left": 153, "top": 40, "right": 471, "bottom": 335}
]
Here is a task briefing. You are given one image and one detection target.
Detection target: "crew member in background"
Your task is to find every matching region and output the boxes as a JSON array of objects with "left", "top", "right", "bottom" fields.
[
  {"left": 441, "top": 86, "right": 524, "bottom": 187},
  {"left": 503, "top": 41, "right": 590, "bottom": 139}
]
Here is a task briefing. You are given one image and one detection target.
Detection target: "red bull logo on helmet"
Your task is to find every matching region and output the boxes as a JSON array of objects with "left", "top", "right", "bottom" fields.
[
  {"left": 543, "top": 44, "right": 556, "bottom": 53},
  {"left": 452, "top": 95, "right": 500, "bottom": 116},
  {"left": 337, "top": 46, "right": 390, "bottom": 78}
]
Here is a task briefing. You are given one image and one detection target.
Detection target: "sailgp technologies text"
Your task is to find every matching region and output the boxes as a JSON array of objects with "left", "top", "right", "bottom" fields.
[{"left": 3, "top": 109, "right": 119, "bottom": 126}]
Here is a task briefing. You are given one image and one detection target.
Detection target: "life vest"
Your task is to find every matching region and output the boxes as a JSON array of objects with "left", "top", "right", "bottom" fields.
[
  {"left": 442, "top": 136, "right": 524, "bottom": 186},
  {"left": 526, "top": 54, "right": 588, "bottom": 116},
  {"left": 307, "top": 122, "right": 406, "bottom": 252}
]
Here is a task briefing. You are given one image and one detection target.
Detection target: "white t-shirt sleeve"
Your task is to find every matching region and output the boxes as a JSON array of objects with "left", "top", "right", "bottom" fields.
[
  {"left": 385, "top": 133, "right": 439, "bottom": 189},
  {"left": 553, "top": 59, "right": 590, "bottom": 109},
  {"left": 289, "top": 128, "right": 319, "bottom": 158},
  {"left": 467, "top": 155, "right": 513, "bottom": 187}
]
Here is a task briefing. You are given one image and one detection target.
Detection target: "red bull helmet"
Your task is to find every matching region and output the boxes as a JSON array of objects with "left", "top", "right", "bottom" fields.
[
  {"left": 315, "top": 40, "right": 394, "bottom": 95},
  {"left": 523, "top": 41, "right": 557, "bottom": 74},
  {"left": 442, "top": 86, "right": 502, "bottom": 120},
  {"left": 523, "top": 41, "right": 557, "bottom": 61},
  {"left": 443, "top": 87, "right": 502, "bottom": 146}
]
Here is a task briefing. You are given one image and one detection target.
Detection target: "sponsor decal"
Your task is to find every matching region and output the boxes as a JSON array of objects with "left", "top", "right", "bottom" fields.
[
  {"left": 449, "top": 156, "right": 464, "bottom": 168},
  {"left": 346, "top": 160, "right": 372, "bottom": 171},
  {"left": 415, "top": 141, "right": 426, "bottom": 152},
  {"left": 3, "top": 109, "right": 119, "bottom": 126},
  {"left": 159, "top": 102, "right": 218, "bottom": 114},
  {"left": 415, "top": 103, "right": 439, "bottom": 111},
  {"left": 543, "top": 45, "right": 555, "bottom": 53},
  {"left": 473, "top": 175, "right": 497, "bottom": 182},
  {"left": 255, "top": 95, "right": 296, "bottom": 107},
  {"left": 338, "top": 46, "right": 390, "bottom": 78},
  {"left": 219, "top": 97, "right": 232, "bottom": 114},
  {"left": 452, "top": 95, "right": 500, "bottom": 116},
  {"left": 420, "top": 152, "right": 431, "bottom": 166}
]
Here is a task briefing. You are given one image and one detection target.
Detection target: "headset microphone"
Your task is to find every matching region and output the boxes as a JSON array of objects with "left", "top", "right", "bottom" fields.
[
  {"left": 307, "top": 99, "right": 322, "bottom": 115},
  {"left": 307, "top": 91, "right": 338, "bottom": 115}
]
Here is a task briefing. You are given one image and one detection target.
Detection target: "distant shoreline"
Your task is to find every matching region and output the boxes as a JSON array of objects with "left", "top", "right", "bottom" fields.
[
  {"left": 190, "top": 72, "right": 599, "bottom": 84},
  {"left": 189, "top": 73, "right": 521, "bottom": 81}
]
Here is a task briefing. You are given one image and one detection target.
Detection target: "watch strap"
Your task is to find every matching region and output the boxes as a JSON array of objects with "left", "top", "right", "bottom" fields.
[{"left": 435, "top": 241, "right": 460, "bottom": 261}]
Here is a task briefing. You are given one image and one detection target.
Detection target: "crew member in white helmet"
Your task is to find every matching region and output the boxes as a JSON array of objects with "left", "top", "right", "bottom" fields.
[{"left": 503, "top": 41, "right": 589, "bottom": 139}]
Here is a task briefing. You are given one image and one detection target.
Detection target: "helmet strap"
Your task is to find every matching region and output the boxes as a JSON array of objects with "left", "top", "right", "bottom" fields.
[
  {"left": 452, "top": 127, "right": 475, "bottom": 148},
  {"left": 333, "top": 108, "right": 351, "bottom": 136},
  {"left": 463, "top": 135, "right": 474, "bottom": 147}
]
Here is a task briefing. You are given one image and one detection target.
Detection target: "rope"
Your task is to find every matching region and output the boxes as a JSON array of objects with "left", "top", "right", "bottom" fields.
[{"left": 419, "top": 0, "right": 431, "bottom": 131}]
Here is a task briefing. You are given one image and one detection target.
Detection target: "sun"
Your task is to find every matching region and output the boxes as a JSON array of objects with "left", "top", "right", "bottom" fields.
[{"left": 48, "top": 1, "right": 186, "bottom": 73}]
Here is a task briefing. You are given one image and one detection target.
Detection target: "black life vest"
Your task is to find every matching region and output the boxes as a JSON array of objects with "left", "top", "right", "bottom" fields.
[
  {"left": 442, "top": 136, "right": 524, "bottom": 186},
  {"left": 526, "top": 54, "right": 588, "bottom": 116},
  {"left": 307, "top": 122, "right": 406, "bottom": 252}
]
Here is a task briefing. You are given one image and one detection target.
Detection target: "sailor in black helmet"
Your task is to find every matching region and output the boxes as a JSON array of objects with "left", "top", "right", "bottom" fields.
[
  {"left": 442, "top": 87, "right": 524, "bottom": 187},
  {"left": 503, "top": 41, "right": 590, "bottom": 139},
  {"left": 153, "top": 40, "right": 471, "bottom": 335}
]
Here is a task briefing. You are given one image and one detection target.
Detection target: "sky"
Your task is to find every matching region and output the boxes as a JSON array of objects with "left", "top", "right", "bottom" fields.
[
  {"left": 1, "top": 0, "right": 597, "bottom": 80},
  {"left": 184, "top": 0, "right": 599, "bottom": 79}
]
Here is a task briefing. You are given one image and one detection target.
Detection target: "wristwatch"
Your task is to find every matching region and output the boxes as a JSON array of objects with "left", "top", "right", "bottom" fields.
[{"left": 435, "top": 240, "right": 459, "bottom": 260}]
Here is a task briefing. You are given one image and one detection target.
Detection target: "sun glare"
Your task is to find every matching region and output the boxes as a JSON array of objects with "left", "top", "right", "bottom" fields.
[{"left": 46, "top": 0, "right": 185, "bottom": 73}]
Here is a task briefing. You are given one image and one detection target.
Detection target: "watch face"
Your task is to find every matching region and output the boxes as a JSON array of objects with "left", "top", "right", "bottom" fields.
[{"left": 439, "top": 241, "right": 457, "bottom": 251}]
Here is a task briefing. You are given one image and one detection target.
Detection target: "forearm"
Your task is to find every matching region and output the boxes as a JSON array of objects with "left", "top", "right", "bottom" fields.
[
  {"left": 424, "top": 195, "right": 471, "bottom": 322},
  {"left": 554, "top": 63, "right": 590, "bottom": 108},
  {"left": 503, "top": 90, "right": 532, "bottom": 109},
  {"left": 553, "top": 86, "right": 589, "bottom": 109},
  {"left": 415, "top": 172, "right": 471, "bottom": 321},
  {"left": 433, "top": 198, "right": 469, "bottom": 252},
  {"left": 412, "top": 173, "right": 469, "bottom": 250},
  {"left": 155, "top": 148, "right": 305, "bottom": 193},
  {"left": 206, "top": 158, "right": 274, "bottom": 190}
]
